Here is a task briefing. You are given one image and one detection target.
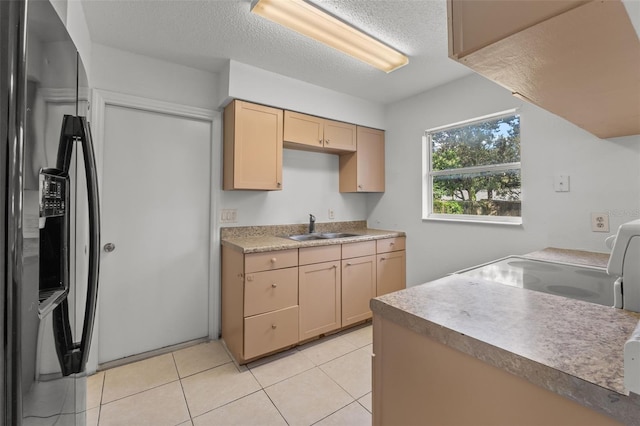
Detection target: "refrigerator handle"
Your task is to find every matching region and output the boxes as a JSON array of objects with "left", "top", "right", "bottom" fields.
[
  {"left": 77, "top": 115, "right": 100, "bottom": 373},
  {"left": 52, "top": 115, "right": 100, "bottom": 375}
]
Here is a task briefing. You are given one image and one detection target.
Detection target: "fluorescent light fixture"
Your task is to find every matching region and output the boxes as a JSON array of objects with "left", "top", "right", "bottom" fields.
[{"left": 251, "top": 0, "right": 409, "bottom": 73}]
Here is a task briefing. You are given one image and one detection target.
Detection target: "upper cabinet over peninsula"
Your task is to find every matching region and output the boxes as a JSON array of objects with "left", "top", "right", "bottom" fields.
[{"left": 448, "top": 0, "right": 640, "bottom": 139}]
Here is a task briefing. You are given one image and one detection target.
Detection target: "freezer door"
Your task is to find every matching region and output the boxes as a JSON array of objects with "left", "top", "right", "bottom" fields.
[{"left": 4, "top": 0, "right": 98, "bottom": 425}]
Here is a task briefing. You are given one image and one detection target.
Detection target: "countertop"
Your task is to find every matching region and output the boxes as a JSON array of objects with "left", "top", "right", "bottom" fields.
[
  {"left": 371, "top": 248, "right": 640, "bottom": 425},
  {"left": 221, "top": 221, "right": 405, "bottom": 254}
]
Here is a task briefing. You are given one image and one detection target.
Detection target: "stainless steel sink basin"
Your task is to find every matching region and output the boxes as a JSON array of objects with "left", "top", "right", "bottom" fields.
[
  {"left": 318, "top": 232, "right": 359, "bottom": 239},
  {"left": 288, "top": 234, "right": 324, "bottom": 241},
  {"left": 287, "top": 232, "right": 359, "bottom": 241}
]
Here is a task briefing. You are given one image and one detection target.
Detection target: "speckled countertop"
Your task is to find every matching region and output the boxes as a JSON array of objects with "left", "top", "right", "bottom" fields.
[
  {"left": 221, "top": 221, "right": 405, "bottom": 253},
  {"left": 371, "top": 248, "right": 640, "bottom": 425},
  {"left": 525, "top": 247, "right": 611, "bottom": 269}
]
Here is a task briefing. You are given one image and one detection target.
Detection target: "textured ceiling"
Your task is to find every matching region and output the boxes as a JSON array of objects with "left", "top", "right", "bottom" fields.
[{"left": 81, "top": 0, "right": 474, "bottom": 104}]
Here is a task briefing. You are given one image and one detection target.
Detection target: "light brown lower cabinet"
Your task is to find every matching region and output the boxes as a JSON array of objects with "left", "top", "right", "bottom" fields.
[
  {"left": 377, "top": 251, "right": 406, "bottom": 296},
  {"left": 373, "top": 314, "right": 619, "bottom": 425},
  {"left": 342, "top": 255, "right": 376, "bottom": 327},
  {"left": 376, "top": 237, "right": 406, "bottom": 296},
  {"left": 221, "top": 246, "right": 299, "bottom": 364},
  {"left": 341, "top": 240, "right": 377, "bottom": 327},
  {"left": 298, "top": 260, "right": 341, "bottom": 341},
  {"left": 222, "top": 236, "right": 406, "bottom": 364}
]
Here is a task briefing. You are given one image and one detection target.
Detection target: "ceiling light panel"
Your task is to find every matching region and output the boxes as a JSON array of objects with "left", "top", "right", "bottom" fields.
[{"left": 251, "top": 0, "right": 409, "bottom": 73}]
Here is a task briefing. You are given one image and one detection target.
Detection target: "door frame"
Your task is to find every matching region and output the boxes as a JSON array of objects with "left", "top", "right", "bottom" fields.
[{"left": 88, "top": 89, "right": 217, "bottom": 373}]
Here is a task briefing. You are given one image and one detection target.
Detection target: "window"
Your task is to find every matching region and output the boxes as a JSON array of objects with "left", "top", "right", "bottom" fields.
[{"left": 423, "top": 110, "right": 521, "bottom": 224}]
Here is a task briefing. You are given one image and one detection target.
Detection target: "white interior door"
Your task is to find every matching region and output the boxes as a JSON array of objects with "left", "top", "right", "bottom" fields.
[{"left": 98, "top": 104, "right": 211, "bottom": 364}]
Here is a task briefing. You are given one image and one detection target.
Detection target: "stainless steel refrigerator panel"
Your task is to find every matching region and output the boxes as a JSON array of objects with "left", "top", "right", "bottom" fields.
[{"left": 3, "top": 0, "right": 99, "bottom": 424}]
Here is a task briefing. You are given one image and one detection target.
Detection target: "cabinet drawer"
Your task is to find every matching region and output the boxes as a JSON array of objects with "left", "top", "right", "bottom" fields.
[
  {"left": 342, "top": 240, "right": 376, "bottom": 259},
  {"left": 244, "top": 267, "right": 298, "bottom": 317},
  {"left": 245, "top": 249, "right": 298, "bottom": 273},
  {"left": 244, "top": 306, "right": 299, "bottom": 360},
  {"left": 299, "top": 245, "right": 341, "bottom": 265},
  {"left": 376, "top": 237, "right": 405, "bottom": 253}
]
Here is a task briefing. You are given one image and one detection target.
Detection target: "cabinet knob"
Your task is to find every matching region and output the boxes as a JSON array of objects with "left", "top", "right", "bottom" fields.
[
  {"left": 319, "top": 139, "right": 323, "bottom": 145},
  {"left": 271, "top": 258, "right": 277, "bottom": 263},
  {"left": 346, "top": 262, "right": 352, "bottom": 266},
  {"left": 277, "top": 182, "right": 282, "bottom": 187},
  {"left": 390, "top": 242, "right": 395, "bottom": 246},
  {"left": 271, "top": 283, "right": 278, "bottom": 288},
  {"left": 358, "top": 185, "right": 363, "bottom": 189},
  {"left": 325, "top": 139, "right": 330, "bottom": 145},
  {"left": 380, "top": 257, "right": 386, "bottom": 261},
  {"left": 271, "top": 324, "right": 277, "bottom": 329}
]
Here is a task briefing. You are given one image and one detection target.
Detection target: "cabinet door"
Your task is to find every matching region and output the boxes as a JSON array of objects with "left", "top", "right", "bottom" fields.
[
  {"left": 283, "top": 110, "right": 324, "bottom": 149},
  {"left": 339, "top": 126, "right": 385, "bottom": 192},
  {"left": 342, "top": 255, "right": 376, "bottom": 327},
  {"left": 376, "top": 250, "right": 406, "bottom": 296},
  {"left": 324, "top": 119, "right": 356, "bottom": 152},
  {"left": 299, "top": 261, "right": 341, "bottom": 341},
  {"left": 223, "top": 100, "right": 283, "bottom": 190}
]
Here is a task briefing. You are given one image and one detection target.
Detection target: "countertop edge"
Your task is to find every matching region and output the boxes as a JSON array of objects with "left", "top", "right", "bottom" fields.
[
  {"left": 370, "top": 297, "right": 640, "bottom": 424},
  {"left": 221, "top": 229, "right": 406, "bottom": 253}
]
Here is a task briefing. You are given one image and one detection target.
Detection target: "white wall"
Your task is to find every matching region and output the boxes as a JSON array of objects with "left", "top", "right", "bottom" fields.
[
  {"left": 91, "top": 44, "right": 219, "bottom": 110},
  {"left": 220, "top": 60, "right": 386, "bottom": 129},
  {"left": 368, "top": 73, "right": 640, "bottom": 286},
  {"left": 219, "top": 149, "right": 368, "bottom": 227}
]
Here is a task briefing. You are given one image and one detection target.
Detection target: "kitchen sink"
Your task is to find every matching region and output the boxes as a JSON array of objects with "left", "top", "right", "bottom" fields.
[
  {"left": 317, "top": 232, "right": 359, "bottom": 239},
  {"left": 288, "top": 234, "right": 324, "bottom": 241},
  {"left": 287, "top": 232, "right": 359, "bottom": 241}
]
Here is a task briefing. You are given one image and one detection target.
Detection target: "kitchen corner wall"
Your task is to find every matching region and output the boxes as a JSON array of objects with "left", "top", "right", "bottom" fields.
[{"left": 368, "top": 72, "right": 640, "bottom": 286}]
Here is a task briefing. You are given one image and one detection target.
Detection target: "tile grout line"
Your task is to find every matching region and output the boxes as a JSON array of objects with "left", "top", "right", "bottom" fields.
[
  {"left": 246, "top": 362, "right": 291, "bottom": 423},
  {"left": 171, "top": 352, "right": 195, "bottom": 425}
]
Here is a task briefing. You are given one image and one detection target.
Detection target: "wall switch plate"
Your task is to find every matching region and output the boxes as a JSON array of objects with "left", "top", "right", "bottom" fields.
[
  {"left": 591, "top": 212, "right": 609, "bottom": 232},
  {"left": 221, "top": 209, "right": 237, "bottom": 223},
  {"left": 328, "top": 208, "right": 335, "bottom": 220},
  {"left": 554, "top": 174, "right": 570, "bottom": 192}
]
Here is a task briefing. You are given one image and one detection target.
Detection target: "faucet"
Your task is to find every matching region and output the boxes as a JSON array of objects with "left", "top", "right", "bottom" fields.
[{"left": 309, "top": 214, "right": 316, "bottom": 234}]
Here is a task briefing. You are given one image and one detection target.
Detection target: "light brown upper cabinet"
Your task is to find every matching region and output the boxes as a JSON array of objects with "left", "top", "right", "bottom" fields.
[
  {"left": 223, "top": 100, "right": 283, "bottom": 190},
  {"left": 448, "top": 0, "right": 640, "bottom": 139},
  {"left": 340, "top": 126, "right": 385, "bottom": 193},
  {"left": 284, "top": 110, "right": 357, "bottom": 153}
]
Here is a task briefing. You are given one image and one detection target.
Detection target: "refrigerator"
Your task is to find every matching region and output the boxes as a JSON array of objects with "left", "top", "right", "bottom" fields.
[{"left": 2, "top": 0, "right": 101, "bottom": 424}]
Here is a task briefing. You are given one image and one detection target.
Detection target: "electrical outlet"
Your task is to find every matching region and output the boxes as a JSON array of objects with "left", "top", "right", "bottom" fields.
[
  {"left": 328, "top": 208, "right": 335, "bottom": 220},
  {"left": 221, "top": 209, "right": 237, "bottom": 223},
  {"left": 591, "top": 212, "right": 609, "bottom": 232}
]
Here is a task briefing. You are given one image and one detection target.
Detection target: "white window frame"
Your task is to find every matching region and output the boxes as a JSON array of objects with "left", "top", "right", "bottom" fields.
[{"left": 422, "top": 109, "right": 522, "bottom": 225}]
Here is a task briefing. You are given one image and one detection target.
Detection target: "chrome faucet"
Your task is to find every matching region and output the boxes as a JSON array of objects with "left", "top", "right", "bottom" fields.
[{"left": 309, "top": 214, "right": 316, "bottom": 234}]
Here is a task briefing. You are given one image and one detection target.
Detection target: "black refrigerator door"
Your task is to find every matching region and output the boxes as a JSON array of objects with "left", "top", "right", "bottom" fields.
[{"left": 51, "top": 115, "right": 101, "bottom": 376}]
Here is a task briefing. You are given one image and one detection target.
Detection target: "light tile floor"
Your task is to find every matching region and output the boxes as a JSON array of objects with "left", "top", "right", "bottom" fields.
[{"left": 87, "top": 323, "right": 373, "bottom": 426}]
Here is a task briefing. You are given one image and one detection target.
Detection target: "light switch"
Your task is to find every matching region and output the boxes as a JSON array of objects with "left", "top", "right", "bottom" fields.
[{"left": 554, "top": 174, "right": 570, "bottom": 192}]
